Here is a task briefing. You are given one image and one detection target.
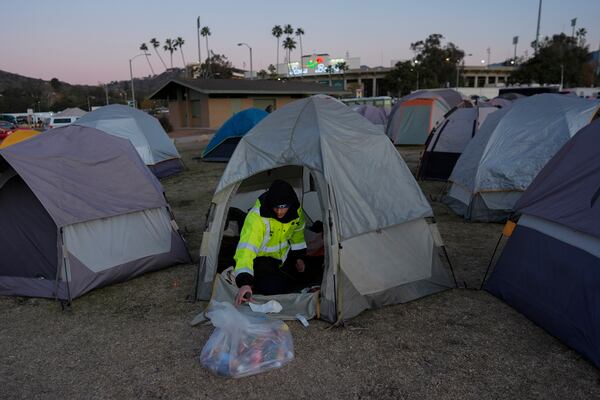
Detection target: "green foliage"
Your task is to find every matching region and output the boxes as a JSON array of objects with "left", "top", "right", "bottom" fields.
[
  {"left": 197, "top": 54, "right": 235, "bottom": 79},
  {"left": 257, "top": 69, "right": 268, "bottom": 79},
  {"left": 383, "top": 61, "right": 419, "bottom": 97},
  {"left": 409, "top": 33, "right": 464, "bottom": 89},
  {"left": 382, "top": 33, "right": 464, "bottom": 95},
  {"left": 511, "top": 32, "right": 594, "bottom": 86}
]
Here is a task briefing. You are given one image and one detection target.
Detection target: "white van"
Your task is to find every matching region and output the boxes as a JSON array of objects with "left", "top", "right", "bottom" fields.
[{"left": 45, "top": 116, "right": 80, "bottom": 130}]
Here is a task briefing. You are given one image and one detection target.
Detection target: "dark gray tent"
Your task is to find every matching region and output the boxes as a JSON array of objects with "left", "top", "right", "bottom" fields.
[
  {"left": 0, "top": 125, "right": 190, "bottom": 301},
  {"left": 486, "top": 118, "right": 600, "bottom": 368}
]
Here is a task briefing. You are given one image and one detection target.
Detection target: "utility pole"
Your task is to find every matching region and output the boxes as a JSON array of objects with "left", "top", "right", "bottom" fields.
[
  {"left": 196, "top": 16, "right": 201, "bottom": 64},
  {"left": 486, "top": 47, "right": 491, "bottom": 68},
  {"left": 571, "top": 18, "right": 577, "bottom": 39},
  {"left": 513, "top": 36, "right": 519, "bottom": 63},
  {"left": 535, "top": 0, "right": 542, "bottom": 55}
]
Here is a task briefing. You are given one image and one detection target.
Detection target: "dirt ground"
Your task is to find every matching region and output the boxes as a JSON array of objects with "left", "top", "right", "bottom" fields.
[{"left": 2, "top": 139, "right": 599, "bottom": 400}]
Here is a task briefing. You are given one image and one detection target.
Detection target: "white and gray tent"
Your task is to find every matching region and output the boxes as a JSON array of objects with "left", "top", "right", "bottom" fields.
[
  {"left": 76, "top": 104, "right": 183, "bottom": 178},
  {"left": 195, "top": 95, "right": 454, "bottom": 322},
  {"left": 417, "top": 106, "right": 499, "bottom": 180},
  {"left": 54, "top": 107, "right": 87, "bottom": 118},
  {"left": 0, "top": 125, "right": 190, "bottom": 301},
  {"left": 445, "top": 94, "right": 600, "bottom": 221}
]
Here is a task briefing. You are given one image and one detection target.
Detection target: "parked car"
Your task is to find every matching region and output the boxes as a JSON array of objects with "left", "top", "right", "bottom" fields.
[
  {"left": 0, "top": 114, "right": 18, "bottom": 124},
  {"left": 45, "top": 116, "right": 80, "bottom": 130},
  {"left": 0, "top": 121, "right": 17, "bottom": 139}
]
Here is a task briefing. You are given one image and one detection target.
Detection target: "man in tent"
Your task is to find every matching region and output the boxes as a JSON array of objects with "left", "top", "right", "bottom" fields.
[{"left": 234, "top": 180, "right": 313, "bottom": 304}]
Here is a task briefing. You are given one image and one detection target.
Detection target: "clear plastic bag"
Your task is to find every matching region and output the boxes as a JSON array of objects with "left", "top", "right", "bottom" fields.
[{"left": 200, "top": 301, "right": 294, "bottom": 378}]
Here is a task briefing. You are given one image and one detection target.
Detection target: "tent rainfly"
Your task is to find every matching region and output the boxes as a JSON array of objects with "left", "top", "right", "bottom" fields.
[
  {"left": 352, "top": 104, "right": 388, "bottom": 129},
  {"left": 0, "top": 125, "right": 190, "bottom": 301},
  {"left": 445, "top": 94, "right": 600, "bottom": 221},
  {"left": 417, "top": 107, "right": 499, "bottom": 181},
  {"left": 486, "top": 118, "right": 600, "bottom": 368},
  {"left": 76, "top": 104, "right": 184, "bottom": 178},
  {"left": 196, "top": 95, "right": 454, "bottom": 322},
  {"left": 386, "top": 97, "right": 451, "bottom": 145},
  {"left": 202, "top": 108, "right": 268, "bottom": 162}
]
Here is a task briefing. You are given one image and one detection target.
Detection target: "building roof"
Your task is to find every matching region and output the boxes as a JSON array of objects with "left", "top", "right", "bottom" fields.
[{"left": 149, "top": 78, "right": 348, "bottom": 99}]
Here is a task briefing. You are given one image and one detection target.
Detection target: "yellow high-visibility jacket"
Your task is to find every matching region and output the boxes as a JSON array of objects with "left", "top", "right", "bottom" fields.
[{"left": 234, "top": 199, "right": 306, "bottom": 280}]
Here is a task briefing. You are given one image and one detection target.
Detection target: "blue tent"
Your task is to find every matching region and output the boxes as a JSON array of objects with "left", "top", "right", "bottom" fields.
[
  {"left": 486, "top": 118, "right": 600, "bottom": 368},
  {"left": 202, "top": 108, "right": 268, "bottom": 161}
]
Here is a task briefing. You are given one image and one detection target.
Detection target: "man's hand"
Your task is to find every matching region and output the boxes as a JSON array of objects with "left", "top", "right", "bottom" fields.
[
  {"left": 295, "top": 259, "right": 305, "bottom": 273},
  {"left": 235, "top": 285, "right": 253, "bottom": 305}
]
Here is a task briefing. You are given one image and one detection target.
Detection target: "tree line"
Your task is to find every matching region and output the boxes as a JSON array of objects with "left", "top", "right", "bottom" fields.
[{"left": 384, "top": 30, "right": 598, "bottom": 97}]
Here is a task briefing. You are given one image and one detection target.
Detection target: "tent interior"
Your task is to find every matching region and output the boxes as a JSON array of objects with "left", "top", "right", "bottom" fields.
[
  {"left": 200, "top": 163, "right": 453, "bottom": 323},
  {"left": 0, "top": 162, "right": 58, "bottom": 284},
  {"left": 215, "top": 165, "right": 323, "bottom": 278}
]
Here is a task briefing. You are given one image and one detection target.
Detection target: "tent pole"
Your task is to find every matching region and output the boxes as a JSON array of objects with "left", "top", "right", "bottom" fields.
[
  {"left": 194, "top": 203, "right": 215, "bottom": 301},
  {"left": 442, "top": 246, "right": 458, "bottom": 288},
  {"left": 60, "top": 229, "right": 73, "bottom": 308},
  {"left": 479, "top": 232, "right": 504, "bottom": 290}
]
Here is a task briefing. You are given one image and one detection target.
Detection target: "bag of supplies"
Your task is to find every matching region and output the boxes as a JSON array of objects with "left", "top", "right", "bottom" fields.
[{"left": 200, "top": 301, "right": 294, "bottom": 378}]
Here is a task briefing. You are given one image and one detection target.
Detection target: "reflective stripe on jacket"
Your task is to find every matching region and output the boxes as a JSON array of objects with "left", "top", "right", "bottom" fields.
[{"left": 234, "top": 199, "right": 306, "bottom": 278}]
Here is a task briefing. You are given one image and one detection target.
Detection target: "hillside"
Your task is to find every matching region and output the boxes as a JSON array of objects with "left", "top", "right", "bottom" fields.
[{"left": 0, "top": 68, "right": 184, "bottom": 113}]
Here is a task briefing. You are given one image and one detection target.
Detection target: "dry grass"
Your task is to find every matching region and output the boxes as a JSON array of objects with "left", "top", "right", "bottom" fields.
[{"left": 1, "top": 142, "right": 599, "bottom": 400}]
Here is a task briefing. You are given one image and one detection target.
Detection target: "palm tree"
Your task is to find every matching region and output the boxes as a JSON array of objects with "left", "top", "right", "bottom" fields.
[
  {"left": 295, "top": 27, "right": 305, "bottom": 76},
  {"left": 335, "top": 61, "right": 348, "bottom": 90},
  {"left": 163, "top": 38, "right": 175, "bottom": 68},
  {"left": 282, "top": 37, "right": 296, "bottom": 76},
  {"left": 283, "top": 24, "right": 293, "bottom": 37},
  {"left": 271, "top": 25, "right": 283, "bottom": 75},
  {"left": 200, "top": 27, "right": 212, "bottom": 77},
  {"left": 139, "top": 43, "right": 155, "bottom": 76},
  {"left": 149, "top": 38, "right": 168, "bottom": 70},
  {"left": 175, "top": 37, "right": 186, "bottom": 67},
  {"left": 576, "top": 27, "right": 587, "bottom": 46},
  {"left": 325, "top": 65, "right": 334, "bottom": 86}
]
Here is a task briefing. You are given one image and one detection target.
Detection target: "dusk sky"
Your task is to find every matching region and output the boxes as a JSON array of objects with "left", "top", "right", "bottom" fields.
[{"left": 1, "top": 0, "right": 599, "bottom": 85}]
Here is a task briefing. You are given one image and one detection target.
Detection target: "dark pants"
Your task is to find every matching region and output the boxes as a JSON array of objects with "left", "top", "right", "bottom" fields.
[{"left": 253, "top": 256, "right": 323, "bottom": 296}]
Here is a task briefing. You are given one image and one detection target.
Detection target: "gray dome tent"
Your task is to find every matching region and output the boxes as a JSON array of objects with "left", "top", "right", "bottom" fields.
[
  {"left": 76, "top": 104, "right": 183, "bottom": 178},
  {"left": 0, "top": 125, "right": 190, "bottom": 301},
  {"left": 445, "top": 94, "right": 600, "bottom": 221},
  {"left": 195, "top": 95, "right": 454, "bottom": 322}
]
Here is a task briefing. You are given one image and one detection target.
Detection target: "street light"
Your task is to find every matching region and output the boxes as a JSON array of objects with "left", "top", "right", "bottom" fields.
[
  {"left": 129, "top": 53, "right": 150, "bottom": 108},
  {"left": 413, "top": 59, "right": 420, "bottom": 90},
  {"left": 237, "top": 42, "right": 253, "bottom": 80}
]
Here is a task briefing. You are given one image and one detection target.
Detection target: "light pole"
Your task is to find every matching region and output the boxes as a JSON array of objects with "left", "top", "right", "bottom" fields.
[
  {"left": 238, "top": 42, "right": 253, "bottom": 79},
  {"left": 413, "top": 59, "right": 420, "bottom": 90},
  {"left": 129, "top": 53, "right": 150, "bottom": 108}
]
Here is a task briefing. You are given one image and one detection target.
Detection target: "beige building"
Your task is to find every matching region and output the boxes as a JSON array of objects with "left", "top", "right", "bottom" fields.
[
  {"left": 149, "top": 78, "right": 346, "bottom": 129},
  {"left": 284, "top": 64, "right": 518, "bottom": 97}
]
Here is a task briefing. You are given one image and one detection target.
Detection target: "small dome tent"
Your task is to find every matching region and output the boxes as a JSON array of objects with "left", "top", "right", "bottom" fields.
[
  {"left": 417, "top": 106, "right": 499, "bottom": 181},
  {"left": 202, "top": 108, "right": 268, "bottom": 162},
  {"left": 196, "top": 95, "right": 454, "bottom": 322},
  {"left": 0, "top": 125, "right": 190, "bottom": 301},
  {"left": 445, "top": 94, "right": 600, "bottom": 221},
  {"left": 76, "top": 104, "right": 183, "bottom": 178},
  {"left": 486, "top": 118, "right": 600, "bottom": 368}
]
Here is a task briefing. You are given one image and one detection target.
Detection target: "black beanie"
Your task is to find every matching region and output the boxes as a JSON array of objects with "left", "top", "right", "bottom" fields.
[
  {"left": 259, "top": 180, "right": 300, "bottom": 222},
  {"left": 264, "top": 180, "right": 299, "bottom": 208}
]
